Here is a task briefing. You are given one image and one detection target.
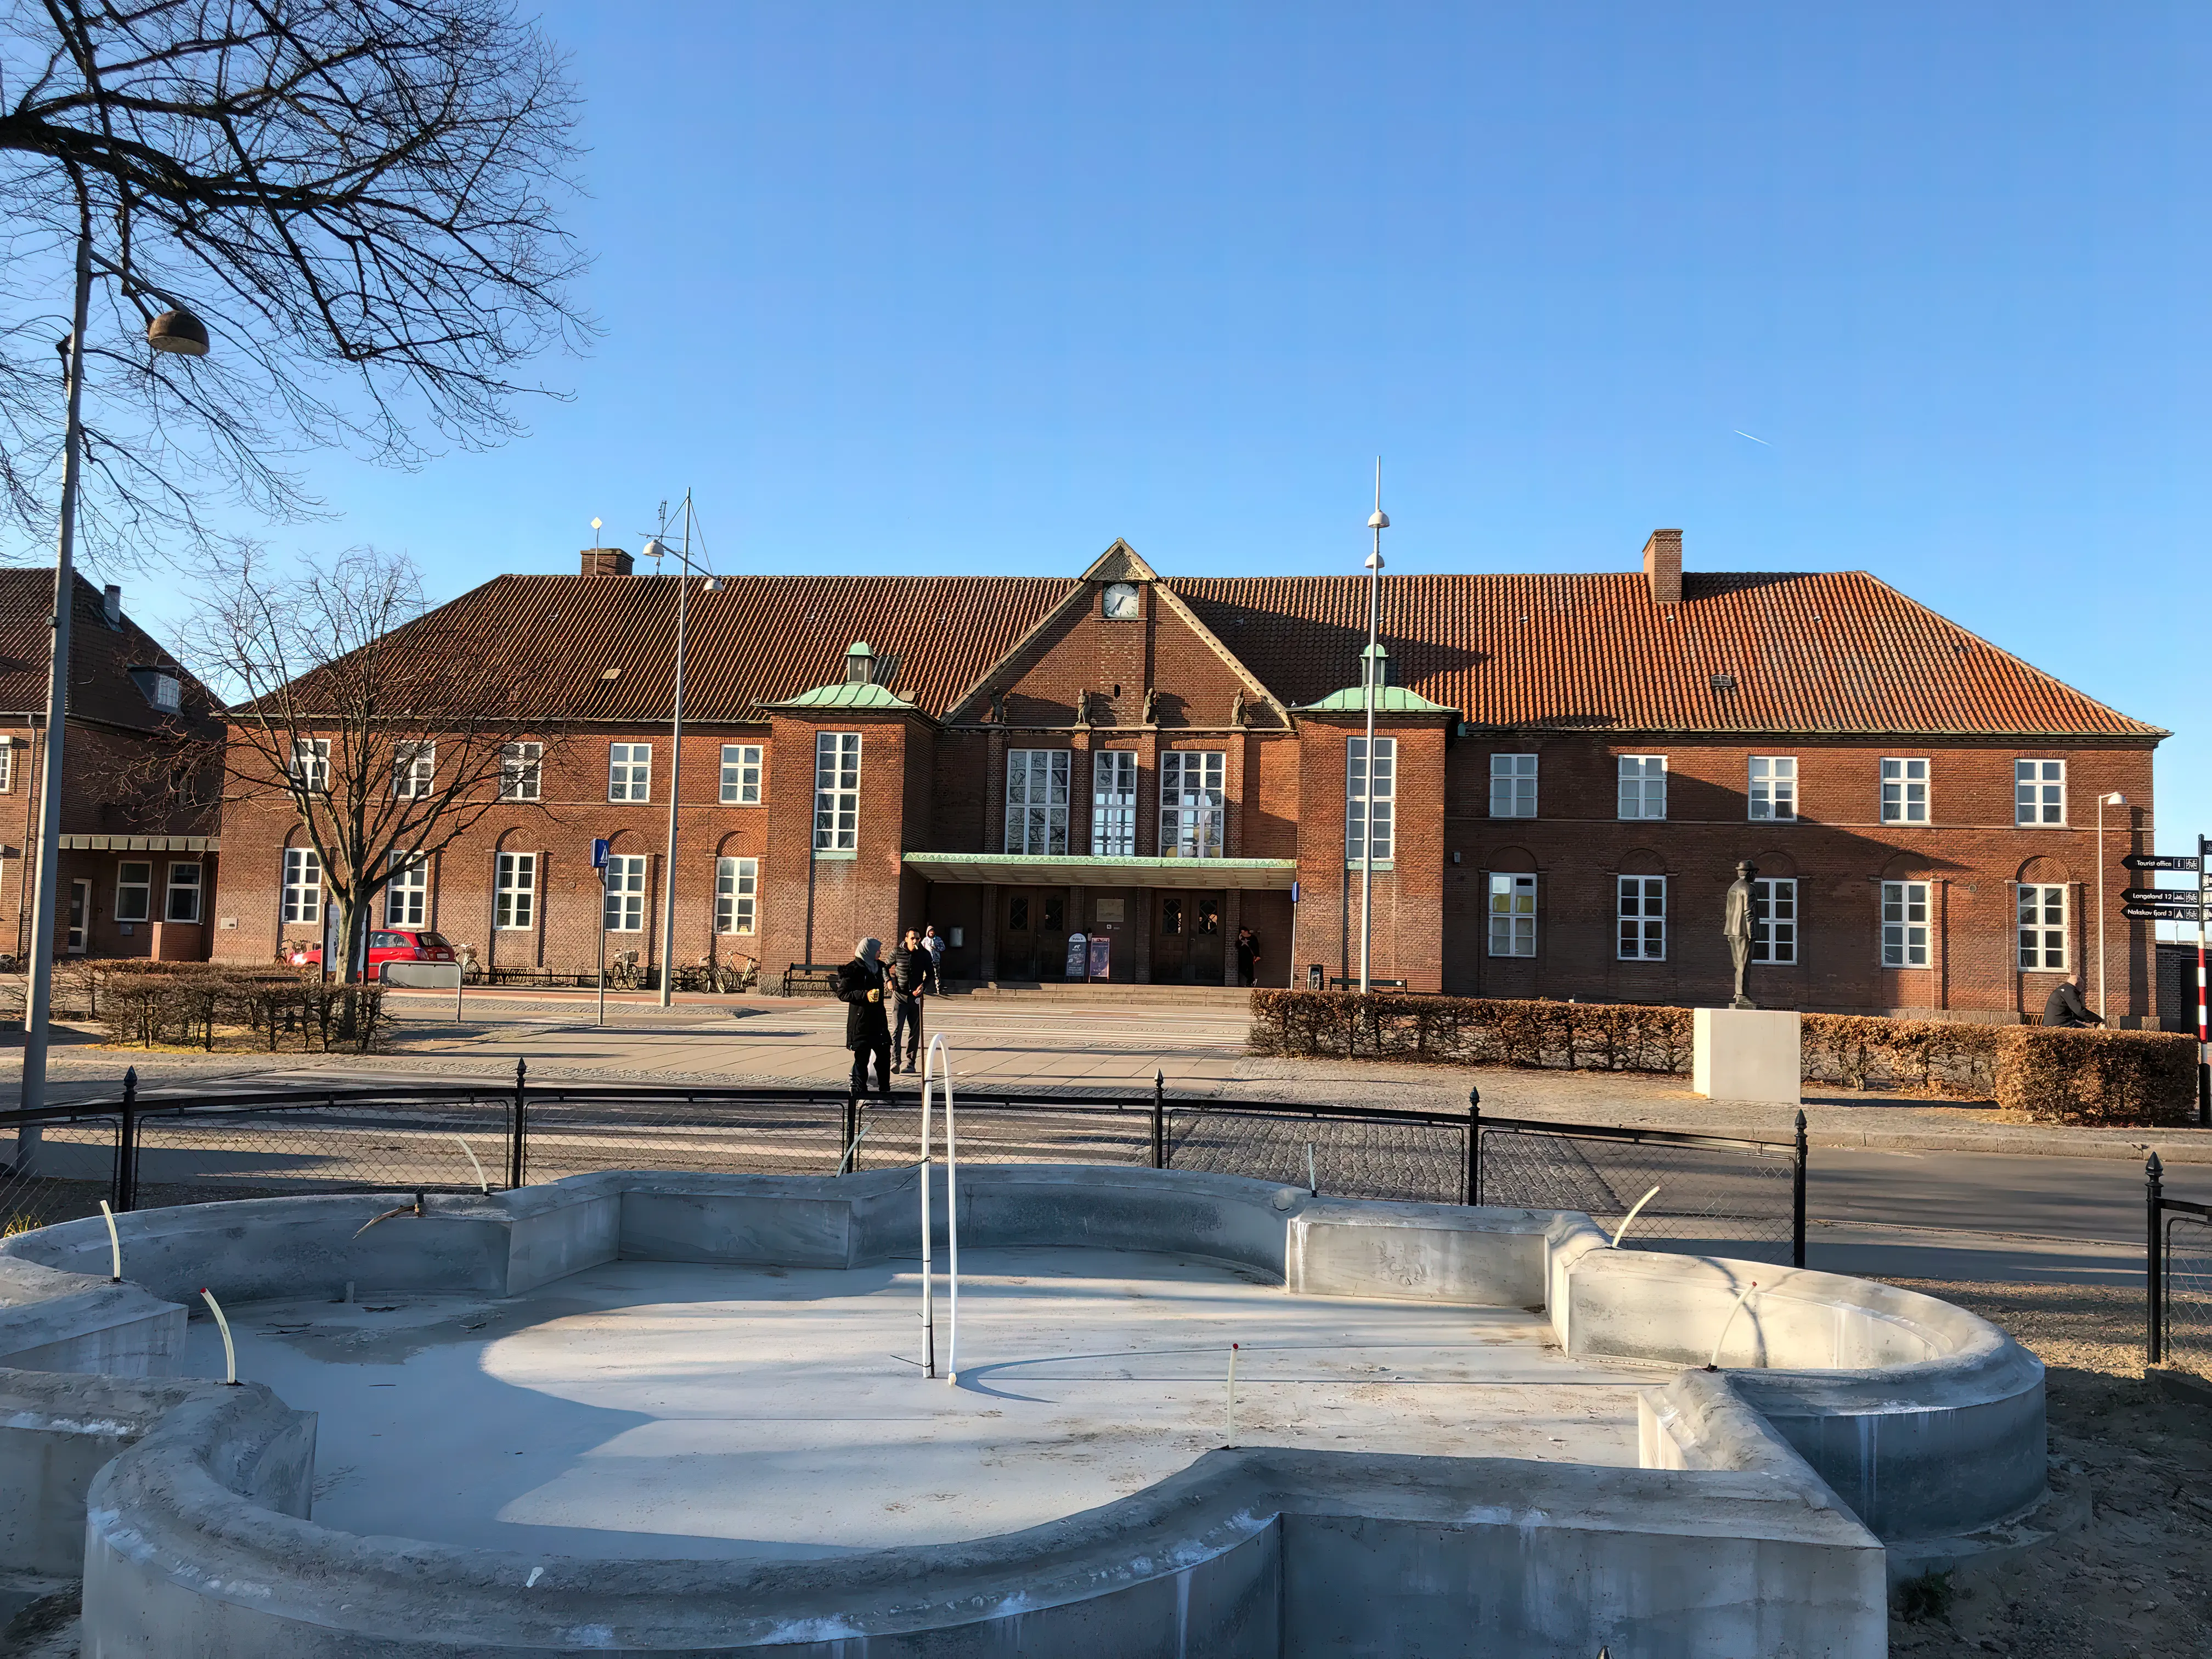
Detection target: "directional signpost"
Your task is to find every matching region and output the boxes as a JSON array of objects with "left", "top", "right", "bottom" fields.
[
  {"left": 2125, "top": 847, "right": 2210, "bottom": 1125},
  {"left": 592, "top": 839, "right": 612, "bottom": 1028}
]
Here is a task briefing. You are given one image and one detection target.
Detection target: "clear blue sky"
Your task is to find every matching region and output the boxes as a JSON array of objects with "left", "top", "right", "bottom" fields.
[{"left": 94, "top": 4, "right": 2212, "bottom": 907}]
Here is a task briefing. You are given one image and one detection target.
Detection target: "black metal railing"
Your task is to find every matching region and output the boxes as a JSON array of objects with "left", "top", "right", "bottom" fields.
[
  {"left": 2146, "top": 1153, "right": 2212, "bottom": 1380},
  {"left": 0, "top": 1071, "right": 1807, "bottom": 1264}
]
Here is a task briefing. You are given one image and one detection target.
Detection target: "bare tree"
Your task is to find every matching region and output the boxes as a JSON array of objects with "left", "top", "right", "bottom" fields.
[
  {"left": 0, "top": 0, "right": 590, "bottom": 565},
  {"left": 187, "top": 545, "right": 563, "bottom": 988}
]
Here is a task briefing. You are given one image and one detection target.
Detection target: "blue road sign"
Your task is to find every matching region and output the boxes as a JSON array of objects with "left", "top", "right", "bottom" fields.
[{"left": 591, "top": 838, "right": 611, "bottom": 870}]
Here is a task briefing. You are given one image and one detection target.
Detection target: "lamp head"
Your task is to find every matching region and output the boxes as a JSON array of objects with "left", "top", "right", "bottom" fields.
[
  {"left": 1367, "top": 509, "right": 1389, "bottom": 530},
  {"left": 1364, "top": 550, "right": 1384, "bottom": 572},
  {"left": 2104, "top": 792, "right": 2127, "bottom": 805},
  {"left": 146, "top": 307, "right": 211, "bottom": 356}
]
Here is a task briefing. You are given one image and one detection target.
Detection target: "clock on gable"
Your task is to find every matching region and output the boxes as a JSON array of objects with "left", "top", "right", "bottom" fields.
[{"left": 1102, "top": 582, "right": 1141, "bottom": 620}]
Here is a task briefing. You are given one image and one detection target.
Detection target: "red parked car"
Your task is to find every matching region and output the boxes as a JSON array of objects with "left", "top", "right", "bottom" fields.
[{"left": 287, "top": 928, "right": 457, "bottom": 972}]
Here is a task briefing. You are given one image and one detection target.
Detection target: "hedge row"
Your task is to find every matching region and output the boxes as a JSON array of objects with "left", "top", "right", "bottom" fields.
[
  {"left": 1248, "top": 989, "right": 2194, "bottom": 1124},
  {"left": 91, "top": 961, "right": 392, "bottom": 1053}
]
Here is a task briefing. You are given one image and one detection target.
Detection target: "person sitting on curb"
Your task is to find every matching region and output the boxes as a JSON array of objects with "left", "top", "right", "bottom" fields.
[
  {"left": 836, "top": 936, "right": 893, "bottom": 1097},
  {"left": 2041, "top": 979, "right": 2106, "bottom": 1029}
]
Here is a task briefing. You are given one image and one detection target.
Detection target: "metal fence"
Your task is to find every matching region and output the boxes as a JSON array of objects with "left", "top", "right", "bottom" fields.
[
  {"left": 0, "top": 1070, "right": 1806, "bottom": 1265},
  {"left": 2146, "top": 1153, "right": 2212, "bottom": 1381}
]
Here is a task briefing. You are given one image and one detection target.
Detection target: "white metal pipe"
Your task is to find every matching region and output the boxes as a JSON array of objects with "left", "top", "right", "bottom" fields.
[
  {"left": 98, "top": 1199, "right": 121, "bottom": 1282},
  {"left": 923, "top": 1033, "right": 960, "bottom": 1384},
  {"left": 454, "top": 1136, "right": 490, "bottom": 1194},
  {"left": 1610, "top": 1186, "right": 1661, "bottom": 1250},
  {"left": 919, "top": 1049, "right": 935, "bottom": 1379},
  {"left": 200, "top": 1288, "right": 239, "bottom": 1385},
  {"left": 1224, "top": 1341, "right": 1240, "bottom": 1446},
  {"left": 1705, "top": 1281, "right": 1759, "bottom": 1371}
]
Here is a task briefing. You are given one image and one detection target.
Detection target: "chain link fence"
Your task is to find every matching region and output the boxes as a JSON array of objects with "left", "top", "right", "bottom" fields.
[
  {"left": 2159, "top": 1212, "right": 2212, "bottom": 1383},
  {"left": 1, "top": 1108, "right": 121, "bottom": 1236}
]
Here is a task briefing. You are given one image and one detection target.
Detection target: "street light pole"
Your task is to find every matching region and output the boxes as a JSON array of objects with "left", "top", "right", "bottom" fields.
[
  {"left": 17, "top": 225, "right": 93, "bottom": 1126},
  {"left": 2097, "top": 790, "right": 2126, "bottom": 1019},
  {"left": 649, "top": 494, "right": 720, "bottom": 1008},
  {"left": 1359, "top": 460, "right": 1387, "bottom": 995}
]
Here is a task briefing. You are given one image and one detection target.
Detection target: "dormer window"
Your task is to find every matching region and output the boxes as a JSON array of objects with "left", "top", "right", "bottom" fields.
[
  {"left": 127, "top": 665, "right": 182, "bottom": 712},
  {"left": 1361, "top": 642, "right": 1390, "bottom": 691},
  {"left": 845, "top": 641, "right": 876, "bottom": 685}
]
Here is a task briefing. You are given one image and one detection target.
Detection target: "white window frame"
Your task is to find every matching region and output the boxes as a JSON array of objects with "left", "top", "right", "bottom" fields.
[
  {"left": 1617, "top": 875, "right": 1666, "bottom": 960},
  {"left": 814, "top": 732, "right": 861, "bottom": 853},
  {"left": 114, "top": 860, "right": 153, "bottom": 924},
  {"left": 1749, "top": 756, "right": 1797, "bottom": 822},
  {"left": 281, "top": 847, "right": 322, "bottom": 924},
  {"left": 1160, "top": 750, "right": 1226, "bottom": 859},
  {"left": 720, "top": 743, "right": 763, "bottom": 806},
  {"left": 715, "top": 856, "right": 758, "bottom": 935},
  {"left": 165, "top": 861, "right": 202, "bottom": 923},
  {"left": 603, "top": 854, "right": 647, "bottom": 932},
  {"left": 500, "top": 741, "right": 543, "bottom": 802},
  {"left": 1617, "top": 755, "right": 1667, "bottom": 821},
  {"left": 1091, "top": 751, "right": 1137, "bottom": 857},
  {"left": 2014, "top": 759, "right": 2066, "bottom": 827},
  {"left": 608, "top": 742, "right": 652, "bottom": 803},
  {"left": 0, "top": 744, "right": 13, "bottom": 793},
  {"left": 1881, "top": 758, "right": 1929, "bottom": 824},
  {"left": 1881, "top": 879, "right": 1931, "bottom": 967},
  {"left": 1005, "top": 749, "right": 1073, "bottom": 855},
  {"left": 1346, "top": 736, "right": 1396, "bottom": 863},
  {"left": 1489, "top": 753, "right": 1537, "bottom": 819},
  {"left": 385, "top": 850, "right": 430, "bottom": 927},
  {"left": 1488, "top": 873, "right": 1536, "bottom": 957},
  {"left": 289, "top": 737, "right": 331, "bottom": 794},
  {"left": 494, "top": 851, "right": 536, "bottom": 931},
  {"left": 1751, "top": 876, "right": 1797, "bottom": 964},
  {"left": 2017, "top": 883, "right": 2068, "bottom": 971},
  {"left": 393, "top": 741, "right": 435, "bottom": 799}
]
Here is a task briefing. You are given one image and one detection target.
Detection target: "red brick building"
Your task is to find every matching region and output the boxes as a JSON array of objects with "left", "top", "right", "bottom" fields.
[
  {"left": 0, "top": 569, "right": 223, "bottom": 966},
  {"left": 212, "top": 532, "right": 2167, "bottom": 1023}
]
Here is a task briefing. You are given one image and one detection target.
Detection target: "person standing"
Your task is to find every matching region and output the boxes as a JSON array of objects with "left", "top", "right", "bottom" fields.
[
  {"left": 1235, "top": 927, "right": 1261, "bottom": 988},
  {"left": 923, "top": 924, "right": 947, "bottom": 978},
  {"left": 889, "top": 927, "right": 938, "bottom": 1073},
  {"left": 836, "top": 937, "right": 894, "bottom": 1097}
]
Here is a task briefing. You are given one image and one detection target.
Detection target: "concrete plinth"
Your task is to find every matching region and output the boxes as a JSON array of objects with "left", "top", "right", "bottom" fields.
[{"left": 1693, "top": 1007, "right": 1802, "bottom": 1105}]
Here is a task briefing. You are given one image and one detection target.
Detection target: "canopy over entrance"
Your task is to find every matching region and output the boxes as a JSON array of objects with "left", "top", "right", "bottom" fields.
[{"left": 902, "top": 852, "right": 1294, "bottom": 891}]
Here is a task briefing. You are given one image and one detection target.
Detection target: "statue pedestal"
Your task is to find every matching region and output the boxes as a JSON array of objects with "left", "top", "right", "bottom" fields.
[{"left": 1693, "top": 1008, "right": 1802, "bottom": 1105}]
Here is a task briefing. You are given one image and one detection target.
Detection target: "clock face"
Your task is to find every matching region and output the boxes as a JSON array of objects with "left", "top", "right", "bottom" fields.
[{"left": 1103, "top": 582, "right": 1141, "bottom": 620}]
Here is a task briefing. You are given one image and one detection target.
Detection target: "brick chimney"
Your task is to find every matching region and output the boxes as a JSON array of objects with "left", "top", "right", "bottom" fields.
[
  {"left": 582, "top": 546, "right": 634, "bottom": 577},
  {"left": 1641, "top": 529, "right": 1683, "bottom": 605}
]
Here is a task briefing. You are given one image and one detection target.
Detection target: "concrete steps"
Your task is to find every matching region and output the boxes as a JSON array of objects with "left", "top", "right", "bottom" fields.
[{"left": 940, "top": 981, "right": 1254, "bottom": 1008}]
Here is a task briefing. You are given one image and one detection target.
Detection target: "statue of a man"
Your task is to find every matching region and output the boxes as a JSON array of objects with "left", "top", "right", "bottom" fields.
[
  {"left": 1723, "top": 859, "right": 1759, "bottom": 1009},
  {"left": 1725, "top": 871, "right": 1760, "bottom": 1013}
]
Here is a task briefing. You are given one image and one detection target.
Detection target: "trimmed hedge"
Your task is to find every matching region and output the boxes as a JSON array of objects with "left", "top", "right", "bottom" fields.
[
  {"left": 1994, "top": 1027, "right": 2199, "bottom": 1126},
  {"left": 1248, "top": 990, "right": 1999, "bottom": 1097},
  {"left": 91, "top": 961, "right": 392, "bottom": 1053}
]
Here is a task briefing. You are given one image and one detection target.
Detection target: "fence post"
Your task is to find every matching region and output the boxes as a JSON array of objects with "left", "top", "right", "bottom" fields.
[
  {"left": 112, "top": 1065, "right": 138, "bottom": 1214},
  {"left": 2147, "top": 1152, "right": 2165, "bottom": 1367},
  {"left": 1152, "top": 1069, "right": 1166, "bottom": 1170},
  {"left": 1465, "top": 1086, "right": 1481, "bottom": 1207},
  {"left": 1792, "top": 1109, "right": 1808, "bottom": 1269},
  {"left": 509, "top": 1058, "right": 527, "bottom": 1190}
]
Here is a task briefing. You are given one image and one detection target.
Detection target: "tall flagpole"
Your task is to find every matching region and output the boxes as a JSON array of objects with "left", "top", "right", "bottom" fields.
[{"left": 1359, "top": 460, "right": 1387, "bottom": 994}]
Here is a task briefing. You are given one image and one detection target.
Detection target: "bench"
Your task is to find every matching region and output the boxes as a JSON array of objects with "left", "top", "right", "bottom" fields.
[
  {"left": 782, "top": 963, "right": 845, "bottom": 998},
  {"left": 1328, "top": 977, "right": 1407, "bottom": 991}
]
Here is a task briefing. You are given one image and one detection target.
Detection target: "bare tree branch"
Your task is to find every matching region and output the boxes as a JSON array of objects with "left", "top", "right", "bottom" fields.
[{"left": 0, "top": 0, "right": 591, "bottom": 568}]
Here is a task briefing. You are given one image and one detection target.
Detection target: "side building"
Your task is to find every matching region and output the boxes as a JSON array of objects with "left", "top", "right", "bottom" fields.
[
  {"left": 211, "top": 534, "right": 2166, "bottom": 1023},
  {"left": 0, "top": 569, "right": 224, "bottom": 965}
]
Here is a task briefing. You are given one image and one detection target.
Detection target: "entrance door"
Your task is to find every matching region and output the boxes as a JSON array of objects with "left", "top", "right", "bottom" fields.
[
  {"left": 66, "top": 879, "right": 90, "bottom": 954},
  {"left": 998, "top": 888, "right": 1070, "bottom": 980},
  {"left": 1152, "top": 890, "right": 1224, "bottom": 983}
]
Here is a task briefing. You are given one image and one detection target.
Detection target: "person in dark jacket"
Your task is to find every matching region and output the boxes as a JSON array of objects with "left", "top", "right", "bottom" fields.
[
  {"left": 837, "top": 937, "right": 893, "bottom": 1097},
  {"left": 889, "top": 928, "right": 938, "bottom": 1073},
  {"left": 2042, "top": 980, "right": 2106, "bottom": 1030},
  {"left": 1235, "top": 927, "right": 1260, "bottom": 988}
]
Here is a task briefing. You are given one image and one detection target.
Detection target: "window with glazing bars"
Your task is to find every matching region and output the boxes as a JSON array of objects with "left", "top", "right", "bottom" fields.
[
  {"left": 603, "top": 854, "right": 647, "bottom": 931},
  {"left": 500, "top": 742, "right": 542, "bottom": 801},
  {"left": 1881, "top": 759, "right": 1928, "bottom": 823},
  {"left": 1160, "top": 751, "right": 1225, "bottom": 858},
  {"left": 1092, "top": 752, "right": 1137, "bottom": 856},
  {"left": 165, "top": 862, "right": 202, "bottom": 923},
  {"left": 393, "top": 742, "right": 435, "bottom": 799},
  {"left": 1489, "top": 753, "right": 1536, "bottom": 818},
  {"left": 720, "top": 744, "right": 763, "bottom": 805},
  {"left": 1749, "top": 757, "right": 1796, "bottom": 821},
  {"left": 2015, "top": 760, "right": 2065, "bottom": 826},
  {"left": 494, "top": 852, "right": 535, "bottom": 930},
  {"left": 1752, "top": 877, "right": 1797, "bottom": 963},
  {"left": 2018, "top": 883, "right": 2067, "bottom": 970},
  {"left": 1006, "top": 750, "right": 1071, "bottom": 854},
  {"left": 385, "top": 850, "right": 428, "bottom": 926},
  {"left": 1346, "top": 736, "right": 1395, "bottom": 862},
  {"left": 1617, "top": 876, "right": 1665, "bottom": 960},
  {"left": 716, "top": 857, "right": 758, "bottom": 934},
  {"left": 814, "top": 732, "right": 861, "bottom": 851},
  {"left": 608, "top": 742, "right": 652, "bottom": 802},
  {"left": 1617, "top": 756, "right": 1667, "bottom": 820},
  {"left": 1488, "top": 873, "right": 1536, "bottom": 957},
  {"left": 1881, "top": 880, "right": 1929, "bottom": 967},
  {"left": 114, "top": 861, "right": 151, "bottom": 923},
  {"left": 281, "top": 847, "right": 321, "bottom": 924}
]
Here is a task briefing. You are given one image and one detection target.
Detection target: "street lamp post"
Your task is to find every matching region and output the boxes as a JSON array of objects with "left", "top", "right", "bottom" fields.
[
  {"left": 2097, "top": 790, "right": 2126, "bottom": 1019},
  {"left": 1358, "top": 460, "right": 1387, "bottom": 995},
  {"left": 19, "top": 223, "right": 210, "bottom": 1132},
  {"left": 645, "top": 494, "right": 721, "bottom": 1008}
]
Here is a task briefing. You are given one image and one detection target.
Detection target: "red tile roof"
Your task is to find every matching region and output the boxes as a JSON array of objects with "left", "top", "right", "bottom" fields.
[
  {"left": 1171, "top": 571, "right": 2162, "bottom": 738},
  {"left": 319, "top": 565, "right": 2159, "bottom": 740},
  {"left": 0, "top": 567, "right": 222, "bottom": 734}
]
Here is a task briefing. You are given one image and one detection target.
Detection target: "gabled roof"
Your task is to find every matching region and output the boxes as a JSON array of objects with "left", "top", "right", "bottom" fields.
[
  {"left": 1170, "top": 571, "right": 2163, "bottom": 738},
  {"left": 0, "top": 568, "right": 223, "bottom": 734}
]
